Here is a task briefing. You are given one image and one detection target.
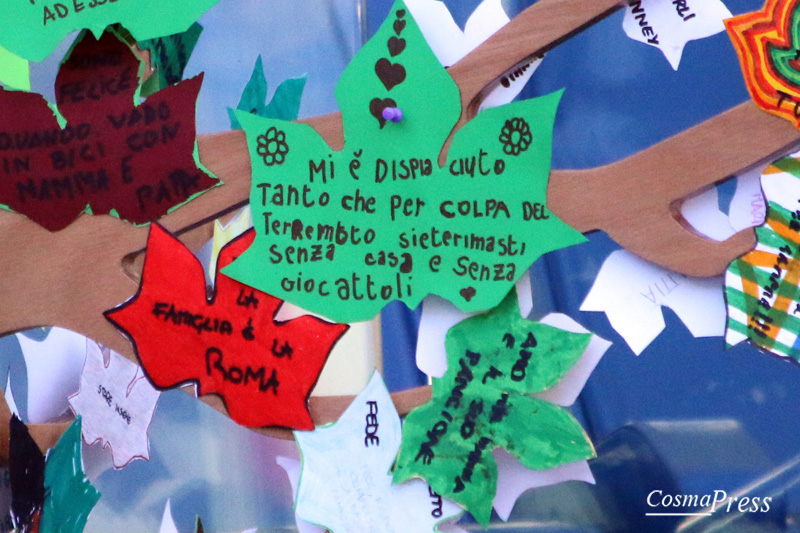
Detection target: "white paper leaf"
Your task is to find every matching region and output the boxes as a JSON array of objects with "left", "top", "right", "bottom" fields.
[
  {"left": 622, "top": 0, "right": 731, "bottom": 70},
  {"left": 16, "top": 327, "right": 86, "bottom": 423},
  {"left": 581, "top": 250, "right": 725, "bottom": 355},
  {"left": 68, "top": 341, "right": 160, "bottom": 468},
  {"left": 294, "top": 372, "right": 461, "bottom": 532}
]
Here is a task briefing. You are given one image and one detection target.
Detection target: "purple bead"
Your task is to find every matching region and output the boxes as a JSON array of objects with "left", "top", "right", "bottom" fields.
[{"left": 381, "top": 107, "right": 403, "bottom": 123}]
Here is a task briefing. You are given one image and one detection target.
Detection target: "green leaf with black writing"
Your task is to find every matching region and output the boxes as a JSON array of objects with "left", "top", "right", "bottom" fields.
[
  {"left": 40, "top": 416, "right": 101, "bottom": 533},
  {"left": 222, "top": 0, "right": 585, "bottom": 323},
  {"left": 228, "top": 55, "right": 307, "bottom": 129},
  {"left": 392, "top": 290, "right": 595, "bottom": 526}
]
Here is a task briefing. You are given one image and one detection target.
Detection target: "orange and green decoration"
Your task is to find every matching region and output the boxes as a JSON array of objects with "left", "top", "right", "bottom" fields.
[{"left": 726, "top": 0, "right": 800, "bottom": 128}]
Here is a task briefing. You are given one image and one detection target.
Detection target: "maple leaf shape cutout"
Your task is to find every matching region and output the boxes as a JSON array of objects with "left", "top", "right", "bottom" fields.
[
  {"left": 293, "top": 372, "right": 462, "bottom": 532},
  {"left": 222, "top": 0, "right": 585, "bottom": 323},
  {"left": 392, "top": 290, "right": 596, "bottom": 526},
  {"left": 725, "top": 155, "right": 800, "bottom": 359},
  {"left": 0, "top": 27, "right": 217, "bottom": 231},
  {"left": 104, "top": 224, "right": 349, "bottom": 429},
  {"left": 68, "top": 340, "right": 160, "bottom": 468},
  {"left": 726, "top": 0, "right": 800, "bottom": 128}
]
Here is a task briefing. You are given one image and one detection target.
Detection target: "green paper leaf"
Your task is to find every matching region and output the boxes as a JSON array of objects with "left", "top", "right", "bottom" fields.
[
  {"left": 0, "top": 0, "right": 219, "bottom": 62},
  {"left": 228, "top": 55, "right": 307, "bottom": 129},
  {"left": 392, "top": 290, "right": 595, "bottom": 526},
  {"left": 138, "top": 22, "right": 203, "bottom": 94},
  {"left": 40, "top": 417, "right": 101, "bottom": 533},
  {"left": 0, "top": 46, "right": 30, "bottom": 91},
  {"left": 223, "top": 1, "right": 585, "bottom": 323}
]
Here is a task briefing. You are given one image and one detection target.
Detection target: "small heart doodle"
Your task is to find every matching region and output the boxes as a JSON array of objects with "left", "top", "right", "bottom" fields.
[
  {"left": 388, "top": 36, "right": 406, "bottom": 57},
  {"left": 369, "top": 97, "right": 397, "bottom": 128},
  {"left": 396, "top": 9, "right": 406, "bottom": 18},
  {"left": 460, "top": 287, "right": 477, "bottom": 302},
  {"left": 393, "top": 19, "right": 407, "bottom": 36},
  {"left": 375, "top": 58, "right": 406, "bottom": 91}
]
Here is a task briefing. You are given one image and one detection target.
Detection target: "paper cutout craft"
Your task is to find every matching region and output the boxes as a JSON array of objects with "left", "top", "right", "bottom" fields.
[
  {"left": 581, "top": 250, "right": 725, "bottom": 355},
  {"left": 493, "top": 451, "right": 594, "bottom": 522},
  {"left": 416, "top": 276, "right": 532, "bottom": 378},
  {"left": 68, "top": 340, "right": 160, "bottom": 468},
  {"left": 222, "top": 1, "right": 585, "bottom": 323},
  {"left": 725, "top": 155, "right": 800, "bottom": 359},
  {"left": 623, "top": 0, "right": 731, "bottom": 70},
  {"left": 0, "top": 28, "right": 217, "bottom": 231},
  {"left": 294, "top": 372, "right": 462, "bottom": 532},
  {"left": 681, "top": 164, "right": 769, "bottom": 242},
  {"left": 0, "top": 46, "right": 30, "bottom": 91},
  {"left": 415, "top": 309, "right": 606, "bottom": 521},
  {"left": 0, "top": 0, "right": 219, "bottom": 62},
  {"left": 138, "top": 23, "right": 204, "bottom": 93},
  {"left": 207, "top": 207, "right": 254, "bottom": 284},
  {"left": 40, "top": 417, "right": 101, "bottom": 533},
  {"left": 393, "top": 291, "right": 596, "bottom": 526},
  {"left": 228, "top": 56, "right": 307, "bottom": 130},
  {"left": 159, "top": 500, "right": 179, "bottom": 533},
  {"left": 159, "top": 500, "right": 257, "bottom": 533},
  {"left": 491, "top": 313, "right": 606, "bottom": 521},
  {"left": 9, "top": 415, "right": 45, "bottom": 532},
  {"left": 275, "top": 456, "right": 331, "bottom": 533},
  {"left": 406, "top": 0, "right": 542, "bottom": 109},
  {"left": 16, "top": 327, "right": 87, "bottom": 424},
  {"left": 726, "top": 0, "right": 800, "bottom": 129},
  {"left": 105, "top": 224, "right": 349, "bottom": 429}
]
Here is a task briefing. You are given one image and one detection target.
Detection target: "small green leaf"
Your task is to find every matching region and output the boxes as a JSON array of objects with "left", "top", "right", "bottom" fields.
[{"left": 393, "top": 290, "right": 595, "bottom": 526}]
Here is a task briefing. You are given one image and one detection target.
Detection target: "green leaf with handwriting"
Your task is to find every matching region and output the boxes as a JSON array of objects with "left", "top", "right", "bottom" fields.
[
  {"left": 392, "top": 290, "right": 595, "bottom": 526},
  {"left": 40, "top": 416, "right": 101, "bottom": 533},
  {"left": 0, "top": 0, "right": 218, "bottom": 62},
  {"left": 228, "top": 55, "right": 307, "bottom": 129},
  {"left": 222, "top": 0, "right": 584, "bottom": 323}
]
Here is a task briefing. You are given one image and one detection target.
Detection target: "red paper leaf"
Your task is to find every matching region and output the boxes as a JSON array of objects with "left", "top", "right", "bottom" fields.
[
  {"left": 0, "top": 28, "right": 217, "bottom": 231},
  {"left": 104, "top": 224, "right": 349, "bottom": 429}
]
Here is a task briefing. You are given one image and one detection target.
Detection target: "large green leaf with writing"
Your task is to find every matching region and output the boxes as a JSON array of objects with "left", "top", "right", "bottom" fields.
[
  {"left": 0, "top": 0, "right": 218, "bottom": 62},
  {"left": 392, "top": 291, "right": 595, "bottom": 525},
  {"left": 223, "top": 0, "right": 584, "bottom": 323}
]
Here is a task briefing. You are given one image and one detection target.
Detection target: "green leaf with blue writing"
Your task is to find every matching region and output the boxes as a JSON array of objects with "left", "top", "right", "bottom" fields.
[
  {"left": 40, "top": 416, "right": 101, "bottom": 533},
  {"left": 228, "top": 55, "right": 307, "bottom": 129},
  {"left": 392, "top": 291, "right": 595, "bottom": 526},
  {"left": 223, "top": 0, "right": 585, "bottom": 323},
  {"left": 0, "top": 0, "right": 218, "bottom": 62}
]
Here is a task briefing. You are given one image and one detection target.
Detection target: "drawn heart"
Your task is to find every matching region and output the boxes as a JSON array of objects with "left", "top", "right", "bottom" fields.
[
  {"left": 369, "top": 97, "right": 396, "bottom": 128},
  {"left": 460, "top": 287, "right": 477, "bottom": 302},
  {"left": 375, "top": 58, "right": 406, "bottom": 91},
  {"left": 396, "top": 9, "right": 406, "bottom": 18},
  {"left": 388, "top": 37, "right": 406, "bottom": 57},
  {"left": 393, "top": 19, "right": 407, "bottom": 35}
]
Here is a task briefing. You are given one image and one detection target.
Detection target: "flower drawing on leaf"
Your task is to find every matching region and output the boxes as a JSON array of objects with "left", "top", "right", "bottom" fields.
[
  {"left": 257, "top": 126, "right": 289, "bottom": 166},
  {"left": 499, "top": 117, "right": 532, "bottom": 156}
]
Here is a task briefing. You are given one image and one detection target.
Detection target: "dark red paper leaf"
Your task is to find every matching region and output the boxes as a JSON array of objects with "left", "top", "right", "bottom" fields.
[
  {"left": 104, "top": 225, "right": 349, "bottom": 429},
  {"left": 0, "top": 28, "right": 217, "bottom": 231}
]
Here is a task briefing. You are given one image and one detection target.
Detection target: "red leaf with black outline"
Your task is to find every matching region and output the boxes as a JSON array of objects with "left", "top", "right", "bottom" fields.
[{"left": 105, "top": 225, "right": 349, "bottom": 429}]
